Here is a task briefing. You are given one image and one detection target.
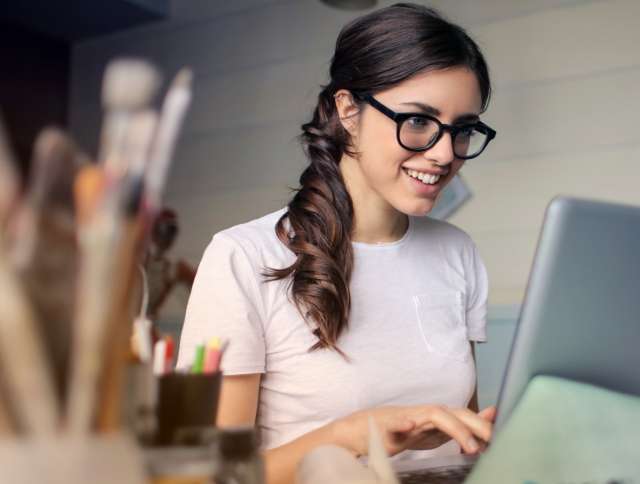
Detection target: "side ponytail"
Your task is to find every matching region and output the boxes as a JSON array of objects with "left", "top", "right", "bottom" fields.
[
  {"left": 264, "top": 86, "right": 356, "bottom": 352},
  {"left": 264, "top": 3, "right": 492, "bottom": 353}
]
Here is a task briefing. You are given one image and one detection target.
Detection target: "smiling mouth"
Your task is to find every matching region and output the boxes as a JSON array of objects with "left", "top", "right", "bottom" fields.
[{"left": 402, "top": 167, "right": 447, "bottom": 186}]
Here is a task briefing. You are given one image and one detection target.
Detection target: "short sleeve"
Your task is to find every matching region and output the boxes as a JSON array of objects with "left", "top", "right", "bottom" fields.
[
  {"left": 176, "top": 232, "right": 266, "bottom": 374},
  {"left": 464, "top": 240, "right": 489, "bottom": 343}
]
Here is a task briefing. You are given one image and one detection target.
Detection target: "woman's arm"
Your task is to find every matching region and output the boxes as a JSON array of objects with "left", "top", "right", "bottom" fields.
[
  {"left": 216, "top": 374, "right": 261, "bottom": 426},
  {"left": 216, "top": 373, "right": 494, "bottom": 484},
  {"left": 216, "top": 374, "right": 346, "bottom": 484}
]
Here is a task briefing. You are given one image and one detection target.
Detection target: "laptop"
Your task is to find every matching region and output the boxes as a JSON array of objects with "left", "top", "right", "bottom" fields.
[{"left": 394, "top": 196, "right": 640, "bottom": 483}]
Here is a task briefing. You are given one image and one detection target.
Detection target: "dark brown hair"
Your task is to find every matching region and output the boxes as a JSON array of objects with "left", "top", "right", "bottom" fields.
[{"left": 264, "top": 3, "right": 492, "bottom": 352}]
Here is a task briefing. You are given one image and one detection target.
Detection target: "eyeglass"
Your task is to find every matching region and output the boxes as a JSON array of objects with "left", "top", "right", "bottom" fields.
[{"left": 354, "top": 93, "right": 497, "bottom": 160}]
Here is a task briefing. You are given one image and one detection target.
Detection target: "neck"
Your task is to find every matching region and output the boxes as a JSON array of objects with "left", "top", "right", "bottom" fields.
[
  {"left": 340, "top": 154, "right": 409, "bottom": 244},
  {"left": 352, "top": 207, "right": 408, "bottom": 244}
]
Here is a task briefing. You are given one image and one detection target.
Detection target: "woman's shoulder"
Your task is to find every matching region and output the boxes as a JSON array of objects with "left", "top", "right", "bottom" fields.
[
  {"left": 206, "top": 208, "right": 292, "bottom": 264},
  {"left": 215, "top": 208, "right": 286, "bottom": 241}
]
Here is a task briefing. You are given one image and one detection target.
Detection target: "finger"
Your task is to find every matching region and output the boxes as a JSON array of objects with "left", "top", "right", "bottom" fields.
[
  {"left": 450, "top": 408, "right": 493, "bottom": 443},
  {"left": 478, "top": 406, "right": 497, "bottom": 423},
  {"left": 387, "top": 416, "right": 416, "bottom": 434},
  {"left": 426, "top": 407, "right": 481, "bottom": 455}
]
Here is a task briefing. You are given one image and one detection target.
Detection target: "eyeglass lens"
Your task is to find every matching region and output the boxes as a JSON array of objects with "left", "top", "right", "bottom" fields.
[{"left": 399, "top": 116, "right": 488, "bottom": 158}]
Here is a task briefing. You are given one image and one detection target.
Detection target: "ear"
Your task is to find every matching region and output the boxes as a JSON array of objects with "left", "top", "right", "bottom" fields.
[{"left": 333, "top": 89, "right": 361, "bottom": 135}]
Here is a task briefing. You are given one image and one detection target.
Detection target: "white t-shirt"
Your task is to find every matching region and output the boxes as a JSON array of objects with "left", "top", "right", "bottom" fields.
[{"left": 177, "top": 208, "right": 489, "bottom": 459}]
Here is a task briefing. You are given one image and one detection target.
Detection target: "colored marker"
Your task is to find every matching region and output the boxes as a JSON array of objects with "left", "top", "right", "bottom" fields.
[
  {"left": 152, "top": 339, "right": 167, "bottom": 376},
  {"left": 191, "top": 344, "right": 205, "bottom": 373},
  {"left": 203, "top": 339, "right": 220, "bottom": 374},
  {"left": 164, "top": 335, "right": 174, "bottom": 373}
]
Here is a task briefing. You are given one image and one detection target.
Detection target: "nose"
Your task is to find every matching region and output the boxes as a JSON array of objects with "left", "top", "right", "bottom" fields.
[{"left": 423, "top": 130, "right": 455, "bottom": 167}]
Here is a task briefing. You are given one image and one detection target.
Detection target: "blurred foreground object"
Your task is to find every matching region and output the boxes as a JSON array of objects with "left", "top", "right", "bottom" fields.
[
  {"left": 0, "top": 56, "right": 194, "bottom": 445},
  {"left": 296, "top": 417, "right": 399, "bottom": 484}
]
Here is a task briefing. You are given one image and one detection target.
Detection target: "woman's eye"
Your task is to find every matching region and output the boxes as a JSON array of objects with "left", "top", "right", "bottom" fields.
[
  {"left": 406, "top": 116, "right": 428, "bottom": 128},
  {"left": 457, "top": 126, "right": 476, "bottom": 137}
]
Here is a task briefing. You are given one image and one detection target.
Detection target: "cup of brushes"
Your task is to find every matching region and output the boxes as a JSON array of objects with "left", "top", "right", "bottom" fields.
[{"left": 0, "top": 56, "right": 194, "bottom": 483}]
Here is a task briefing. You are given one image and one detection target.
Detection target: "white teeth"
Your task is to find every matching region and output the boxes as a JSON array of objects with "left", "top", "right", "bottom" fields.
[{"left": 405, "top": 168, "right": 440, "bottom": 185}]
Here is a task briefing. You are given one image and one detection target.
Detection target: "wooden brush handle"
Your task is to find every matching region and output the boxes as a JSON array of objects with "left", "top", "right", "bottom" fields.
[
  {"left": 0, "top": 378, "right": 17, "bottom": 436},
  {"left": 96, "top": 218, "right": 144, "bottom": 432},
  {"left": 0, "top": 243, "right": 59, "bottom": 434}
]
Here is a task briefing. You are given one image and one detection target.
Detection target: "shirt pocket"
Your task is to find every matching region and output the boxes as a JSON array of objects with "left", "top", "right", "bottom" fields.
[{"left": 413, "top": 291, "right": 470, "bottom": 363}]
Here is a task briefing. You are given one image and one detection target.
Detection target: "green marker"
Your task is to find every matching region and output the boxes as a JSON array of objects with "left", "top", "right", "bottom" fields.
[{"left": 191, "top": 344, "right": 205, "bottom": 373}]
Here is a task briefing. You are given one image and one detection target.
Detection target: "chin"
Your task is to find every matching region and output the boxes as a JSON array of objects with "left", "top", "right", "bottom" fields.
[{"left": 396, "top": 198, "right": 436, "bottom": 217}]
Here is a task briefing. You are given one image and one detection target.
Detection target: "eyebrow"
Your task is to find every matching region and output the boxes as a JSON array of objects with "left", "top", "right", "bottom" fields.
[{"left": 399, "top": 101, "right": 480, "bottom": 123}]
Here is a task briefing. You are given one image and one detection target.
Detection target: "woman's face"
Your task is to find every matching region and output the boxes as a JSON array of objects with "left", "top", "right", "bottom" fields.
[{"left": 342, "top": 66, "right": 483, "bottom": 217}]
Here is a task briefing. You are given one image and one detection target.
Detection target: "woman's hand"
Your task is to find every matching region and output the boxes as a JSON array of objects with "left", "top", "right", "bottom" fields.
[{"left": 335, "top": 404, "right": 496, "bottom": 458}]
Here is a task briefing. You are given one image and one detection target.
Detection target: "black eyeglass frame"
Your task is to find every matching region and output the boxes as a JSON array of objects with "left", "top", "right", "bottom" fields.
[{"left": 354, "top": 93, "right": 497, "bottom": 160}]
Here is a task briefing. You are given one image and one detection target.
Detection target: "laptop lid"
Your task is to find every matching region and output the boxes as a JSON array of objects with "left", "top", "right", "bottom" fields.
[{"left": 495, "top": 196, "right": 640, "bottom": 429}]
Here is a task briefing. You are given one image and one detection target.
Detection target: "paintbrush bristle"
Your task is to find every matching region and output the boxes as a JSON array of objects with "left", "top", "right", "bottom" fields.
[
  {"left": 171, "top": 68, "right": 193, "bottom": 90},
  {"left": 102, "top": 58, "right": 161, "bottom": 111},
  {"left": 30, "top": 128, "right": 78, "bottom": 208},
  {"left": 73, "top": 165, "right": 105, "bottom": 225}
]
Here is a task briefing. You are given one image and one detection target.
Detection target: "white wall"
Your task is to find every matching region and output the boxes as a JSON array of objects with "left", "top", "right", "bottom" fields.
[
  {"left": 69, "top": 0, "right": 640, "bottom": 405},
  {"left": 70, "top": 0, "right": 640, "bottom": 304}
]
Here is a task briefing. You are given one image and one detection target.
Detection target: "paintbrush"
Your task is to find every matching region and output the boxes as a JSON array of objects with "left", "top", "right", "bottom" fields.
[
  {"left": 99, "top": 58, "right": 161, "bottom": 180},
  {"left": 9, "top": 127, "right": 78, "bottom": 270},
  {"left": 95, "top": 69, "right": 195, "bottom": 429},
  {"left": 296, "top": 418, "right": 399, "bottom": 484},
  {"left": 8, "top": 129, "right": 82, "bottom": 402},
  {"left": 0, "top": 379, "right": 16, "bottom": 436},
  {"left": 95, "top": 111, "right": 158, "bottom": 432},
  {"left": 0, "top": 115, "right": 22, "bottom": 435},
  {"left": 144, "top": 68, "right": 193, "bottom": 214},
  {"left": 367, "top": 416, "right": 400, "bottom": 484},
  {"left": 0, "top": 235, "right": 60, "bottom": 435},
  {"left": 95, "top": 212, "right": 144, "bottom": 432},
  {"left": 66, "top": 164, "right": 121, "bottom": 434},
  {"left": 66, "top": 59, "right": 160, "bottom": 435},
  {"left": 96, "top": 69, "right": 194, "bottom": 431}
]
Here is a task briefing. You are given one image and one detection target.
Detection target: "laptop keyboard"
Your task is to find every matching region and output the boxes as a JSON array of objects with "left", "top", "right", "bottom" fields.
[{"left": 398, "top": 464, "right": 473, "bottom": 484}]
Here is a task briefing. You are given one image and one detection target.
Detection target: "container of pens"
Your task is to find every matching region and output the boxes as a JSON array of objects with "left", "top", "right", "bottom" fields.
[
  {"left": 155, "top": 372, "right": 222, "bottom": 446},
  {"left": 153, "top": 338, "right": 226, "bottom": 446}
]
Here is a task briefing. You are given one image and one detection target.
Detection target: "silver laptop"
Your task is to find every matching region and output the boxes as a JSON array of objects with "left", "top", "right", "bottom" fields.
[{"left": 394, "top": 196, "right": 640, "bottom": 483}]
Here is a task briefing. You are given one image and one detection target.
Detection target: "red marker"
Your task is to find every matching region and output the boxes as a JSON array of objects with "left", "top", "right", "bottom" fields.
[{"left": 164, "top": 336, "right": 174, "bottom": 373}]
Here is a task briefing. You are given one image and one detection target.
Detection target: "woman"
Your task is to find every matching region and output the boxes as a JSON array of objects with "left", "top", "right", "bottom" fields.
[{"left": 178, "top": 3, "right": 498, "bottom": 483}]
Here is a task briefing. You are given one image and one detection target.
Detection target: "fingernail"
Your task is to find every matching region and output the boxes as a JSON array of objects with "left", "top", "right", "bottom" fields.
[{"left": 466, "top": 437, "right": 479, "bottom": 453}]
